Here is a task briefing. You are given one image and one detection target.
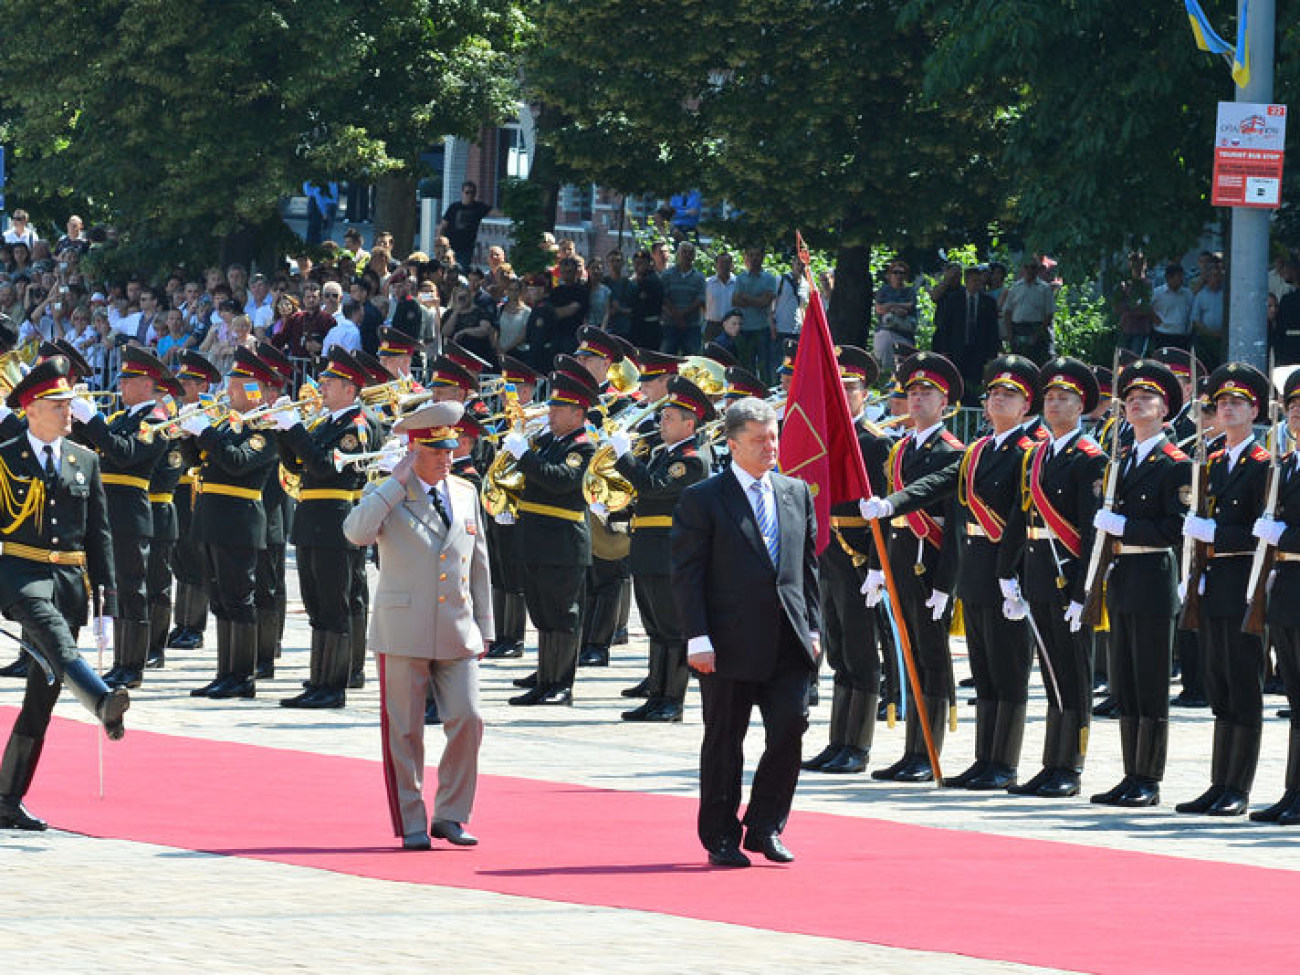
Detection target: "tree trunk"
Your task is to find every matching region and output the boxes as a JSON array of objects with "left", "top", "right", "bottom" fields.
[
  {"left": 374, "top": 172, "right": 419, "bottom": 257},
  {"left": 829, "top": 205, "right": 874, "bottom": 350}
]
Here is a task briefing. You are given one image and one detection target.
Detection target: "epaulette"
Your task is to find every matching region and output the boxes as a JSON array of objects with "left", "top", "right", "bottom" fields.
[
  {"left": 107, "top": 410, "right": 124, "bottom": 423},
  {"left": 941, "top": 430, "right": 964, "bottom": 449},
  {"left": 1163, "top": 442, "right": 1190, "bottom": 462},
  {"left": 1016, "top": 435, "right": 1034, "bottom": 451},
  {"left": 149, "top": 405, "right": 169, "bottom": 422},
  {"left": 1034, "top": 425, "right": 1050, "bottom": 441},
  {"left": 680, "top": 445, "right": 698, "bottom": 456},
  {"left": 1208, "top": 448, "right": 1226, "bottom": 462},
  {"left": 573, "top": 433, "right": 589, "bottom": 445},
  {"left": 1250, "top": 445, "right": 1270, "bottom": 462},
  {"left": 1077, "top": 439, "right": 1102, "bottom": 457}
]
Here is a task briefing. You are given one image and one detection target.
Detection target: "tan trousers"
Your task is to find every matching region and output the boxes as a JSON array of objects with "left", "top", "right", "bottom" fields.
[{"left": 380, "top": 654, "right": 483, "bottom": 838}]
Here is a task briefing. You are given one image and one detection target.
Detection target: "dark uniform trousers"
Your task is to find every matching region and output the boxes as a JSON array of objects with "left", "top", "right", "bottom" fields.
[
  {"left": 145, "top": 443, "right": 188, "bottom": 662},
  {"left": 1265, "top": 461, "right": 1300, "bottom": 807},
  {"left": 170, "top": 437, "right": 209, "bottom": 640},
  {"left": 486, "top": 516, "right": 526, "bottom": 648},
  {"left": 1104, "top": 437, "right": 1190, "bottom": 786}
]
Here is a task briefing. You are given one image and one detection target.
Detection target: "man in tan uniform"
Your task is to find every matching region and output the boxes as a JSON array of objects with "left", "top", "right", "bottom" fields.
[{"left": 343, "top": 401, "right": 493, "bottom": 850}]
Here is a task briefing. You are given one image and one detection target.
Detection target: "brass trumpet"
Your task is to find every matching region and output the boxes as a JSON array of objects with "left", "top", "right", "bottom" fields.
[
  {"left": 332, "top": 441, "right": 404, "bottom": 472},
  {"left": 358, "top": 377, "right": 414, "bottom": 407},
  {"left": 138, "top": 394, "right": 230, "bottom": 443},
  {"left": 232, "top": 384, "right": 323, "bottom": 431}
]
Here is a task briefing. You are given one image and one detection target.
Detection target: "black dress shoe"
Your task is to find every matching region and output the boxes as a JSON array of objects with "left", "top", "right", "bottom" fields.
[
  {"left": 1265, "top": 675, "right": 1286, "bottom": 695},
  {"left": 1090, "top": 776, "right": 1135, "bottom": 805},
  {"left": 621, "top": 700, "right": 659, "bottom": 722},
  {"left": 1250, "top": 789, "right": 1298, "bottom": 823},
  {"left": 424, "top": 700, "right": 442, "bottom": 725},
  {"left": 348, "top": 670, "right": 366, "bottom": 690},
  {"left": 743, "top": 831, "right": 794, "bottom": 863},
  {"left": 612, "top": 626, "right": 629, "bottom": 646},
  {"left": 431, "top": 820, "right": 478, "bottom": 846},
  {"left": 1113, "top": 777, "right": 1160, "bottom": 807},
  {"left": 296, "top": 688, "right": 346, "bottom": 709},
  {"left": 209, "top": 677, "right": 256, "bottom": 700},
  {"left": 402, "top": 832, "right": 431, "bottom": 851},
  {"left": 484, "top": 641, "right": 524, "bottom": 659},
  {"left": 536, "top": 685, "right": 572, "bottom": 706},
  {"left": 144, "top": 651, "right": 165, "bottom": 669},
  {"left": 1279, "top": 709, "right": 1292, "bottom": 720},
  {"left": 578, "top": 646, "right": 609, "bottom": 667},
  {"left": 254, "top": 662, "right": 275, "bottom": 680},
  {"left": 621, "top": 678, "right": 650, "bottom": 699},
  {"left": 1276, "top": 799, "right": 1300, "bottom": 826},
  {"left": 509, "top": 685, "right": 548, "bottom": 706},
  {"left": 1205, "top": 788, "right": 1249, "bottom": 817},
  {"left": 641, "top": 700, "right": 682, "bottom": 722},
  {"left": 965, "top": 764, "right": 1017, "bottom": 791},
  {"left": 892, "top": 758, "right": 935, "bottom": 783},
  {"left": 1175, "top": 784, "right": 1225, "bottom": 815},
  {"left": 1170, "top": 690, "right": 1208, "bottom": 708},
  {"left": 107, "top": 668, "right": 143, "bottom": 690},
  {"left": 0, "top": 656, "right": 29, "bottom": 679},
  {"left": 801, "top": 741, "right": 844, "bottom": 771},
  {"left": 942, "top": 760, "right": 987, "bottom": 789},
  {"left": 190, "top": 676, "right": 224, "bottom": 698},
  {"left": 822, "top": 746, "right": 869, "bottom": 775},
  {"left": 958, "top": 676, "right": 976, "bottom": 688},
  {"left": 871, "top": 755, "right": 912, "bottom": 781},
  {"left": 1033, "top": 769, "right": 1081, "bottom": 799},
  {"left": 1092, "top": 696, "right": 1120, "bottom": 719},
  {"left": 512, "top": 672, "right": 538, "bottom": 690},
  {"left": 1006, "top": 767, "right": 1052, "bottom": 796},
  {"left": 169, "top": 628, "right": 203, "bottom": 650},
  {"left": 707, "top": 843, "right": 750, "bottom": 868},
  {"left": 0, "top": 797, "right": 47, "bottom": 831}
]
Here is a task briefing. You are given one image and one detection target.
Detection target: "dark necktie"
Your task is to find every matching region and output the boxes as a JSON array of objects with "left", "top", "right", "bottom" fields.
[
  {"left": 42, "top": 444, "right": 56, "bottom": 484},
  {"left": 966, "top": 294, "right": 977, "bottom": 344},
  {"left": 428, "top": 486, "right": 450, "bottom": 528}
]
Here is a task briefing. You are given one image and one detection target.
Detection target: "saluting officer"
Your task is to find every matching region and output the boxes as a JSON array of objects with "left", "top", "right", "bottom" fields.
[
  {"left": 1089, "top": 359, "right": 1190, "bottom": 807},
  {"left": 860, "top": 352, "right": 965, "bottom": 783},
  {"left": 610, "top": 375, "right": 713, "bottom": 722},
  {"left": 802, "top": 346, "right": 891, "bottom": 775},
  {"left": 504, "top": 370, "right": 598, "bottom": 706},
  {"left": 1176, "top": 363, "right": 1272, "bottom": 817},
  {"left": 74, "top": 346, "right": 170, "bottom": 689},
  {"left": 184, "top": 348, "right": 281, "bottom": 699},
  {"left": 143, "top": 373, "right": 188, "bottom": 669},
  {"left": 0, "top": 357, "right": 126, "bottom": 831},
  {"left": 999, "top": 357, "right": 1106, "bottom": 797},
  {"left": 275, "top": 349, "right": 377, "bottom": 708}
]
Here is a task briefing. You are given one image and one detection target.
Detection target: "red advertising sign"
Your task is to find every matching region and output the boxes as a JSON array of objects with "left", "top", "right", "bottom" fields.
[{"left": 1212, "top": 102, "right": 1287, "bottom": 209}]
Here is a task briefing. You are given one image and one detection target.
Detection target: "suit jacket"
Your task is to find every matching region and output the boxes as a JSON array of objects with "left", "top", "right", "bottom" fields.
[
  {"left": 671, "top": 467, "right": 820, "bottom": 682},
  {"left": 344, "top": 473, "right": 493, "bottom": 660},
  {"left": 931, "top": 290, "right": 1000, "bottom": 398}
]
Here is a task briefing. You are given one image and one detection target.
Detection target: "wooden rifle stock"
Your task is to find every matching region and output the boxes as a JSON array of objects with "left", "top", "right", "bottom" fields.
[
  {"left": 1243, "top": 545, "right": 1275, "bottom": 636},
  {"left": 1080, "top": 533, "right": 1116, "bottom": 627},
  {"left": 1176, "top": 354, "right": 1205, "bottom": 632},
  {"left": 1243, "top": 362, "right": 1282, "bottom": 636}
]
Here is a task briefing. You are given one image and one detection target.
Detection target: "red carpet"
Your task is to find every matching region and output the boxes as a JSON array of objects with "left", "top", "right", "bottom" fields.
[{"left": 6, "top": 706, "right": 1296, "bottom": 974}]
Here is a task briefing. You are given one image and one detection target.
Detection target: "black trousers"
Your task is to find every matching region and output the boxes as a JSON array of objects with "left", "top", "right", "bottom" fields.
[
  {"left": 146, "top": 538, "right": 175, "bottom": 606},
  {"left": 115, "top": 535, "right": 150, "bottom": 622},
  {"left": 696, "top": 617, "right": 810, "bottom": 850},
  {"left": 1203, "top": 616, "right": 1265, "bottom": 729},
  {"left": 203, "top": 543, "right": 258, "bottom": 625},
  {"left": 634, "top": 573, "right": 682, "bottom": 646},
  {"left": 1107, "top": 608, "right": 1174, "bottom": 720},
  {"left": 897, "top": 591, "right": 953, "bottom": 701},
  {"left": 522, "top": 561, "right": 584, "bottom": 635},
  {"left": 1029, "top": 597, "right": 1094, "bottom": 719},
  {"left": 487, "top": 519, "right": 523, "bottom": 592},
  {"left": 582, "top": 556, "right": 627, "bottom": 647},
  {"left": 254, "top": 544, "right": 286, "bottom": 613},
  {"left": 2, "top": 569, "right": 88, "bottom": 743},
  {"left": 349, "top": 547, "right": 368, "bottom": 621},
  {"left": 819, "top": 545, "right": 879, "bottom": 692},
  {"left": 1274, "top": 626, "right": 1300, "bottom": 730},
  {"left": 297, "top": 543, "right": 353, "bottom": 633},
  {"left": 964, "top": 604, "right": 1033, "bottom": 705}
]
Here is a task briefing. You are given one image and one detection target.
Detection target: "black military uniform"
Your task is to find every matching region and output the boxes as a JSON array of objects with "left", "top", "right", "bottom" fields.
[
  {"left": 278, "top": 349, "right": 375, "bottom": 709},
  {"left": 616, "top": 376, "right": 713, "bottom": 722},
  {"left": 143, "top": 376, "right": 189, "bottom": 668},
  {"left": 188, "top": 348, "right": 281, "bottom": 700},
  {"left": 999, "top": 358, "right": 1106, "bottom": 798},
  {"left": 871, "top": 353, "right": 965, "bottom": 783},
  {"left": 1175, "top": 363, "right": 1271, "bottom": 817},
  {"left": 803, "top": 347, "right": 891, "bottom": 775},
  {"left": 252, "top": 342, "right": 297, "bottom": 680},
  {"left": 1090, "top": 359, "right": 1190, "bottom": 808},
  {"left": 508, "top": 371, "right": 598, "bottom": 706},
  {"left": 0, "top": 358, "right": 126, "bottom": 831},
  {"left": 78, "top": 347, "right": 170, "bottom": 689},
  {"left": 166, "top": 351, "right": 222, "bottom": 653},
  {"left": 936, "top": 356, "right": 1040, "bottom": 791}
]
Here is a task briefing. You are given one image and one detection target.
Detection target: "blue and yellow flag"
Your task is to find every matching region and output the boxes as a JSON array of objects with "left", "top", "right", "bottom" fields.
[{"left": 1184, "top": 0, "right": 1251, "bottom": 87}]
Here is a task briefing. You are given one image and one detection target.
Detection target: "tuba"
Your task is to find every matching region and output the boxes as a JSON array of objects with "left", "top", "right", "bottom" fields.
[
  {"left": 480, "top": 389, "right": 528, "bottom": 517},
  {"left": 0, "top": 350, "right": 26, "bottom": 397},
  {"left": 679, "top": 355, "right": 727, "bottom": 398},
  {"left": 582, "top": 442, "right": 636, "bottom": 512}
]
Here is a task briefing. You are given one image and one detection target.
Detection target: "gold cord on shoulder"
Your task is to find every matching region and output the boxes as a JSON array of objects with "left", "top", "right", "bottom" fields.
[{"left": 0, "top": 457, "right": 45, "bottom": 536}]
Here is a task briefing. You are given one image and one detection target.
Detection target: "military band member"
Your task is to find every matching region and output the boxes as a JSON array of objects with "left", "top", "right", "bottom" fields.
[
  {"left": 1089, "top": 359, "right": 1190, "bottom": 807},
  {"left": 504, "top": 371, "right": 597, "bottom": 706},
  {"left": 275, "top": 349, "right": 376, "bottom": 708},
  {"left": 860, "top": 352, "right": 965, "bottom": 783},
  {"left": 143, "top": 373, "right": 187, "bottom": 669},
  {"left": 1251, "top": 370, "right": 1300, "bottom": 824},
  {"left": 252, "top": 341, "right": 298, "bottom": 679},
  {"left": 1175, "top": 363, "right": 1271, "bottom": 817},
  {"left": 377, "top": 326, "right": 423, "bottom": 384},
  {"left": 165, "top": 351, "right": 222, "bottom": 653},
  {"left": 74, "top": 346, "right": 171, "bottom": 689},
  {"left": 184, "top": 348, "right": 281, "bottom": 699},
  {"left": 802, "top": 347, "right": 890, "bottom": 775},
  {"left": 610, "top": 376, "right": 713, "bottom": 722},
  {"left": 999, "top": 357, "right": 1106, "bottom": 797},
  {"left": 0, "top": 357, "right": 126, "bottom": 831}
]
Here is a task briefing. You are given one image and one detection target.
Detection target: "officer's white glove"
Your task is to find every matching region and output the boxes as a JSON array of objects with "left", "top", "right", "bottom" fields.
[
  {"left": 998, "top": 578, "right": 1022, "bottom": 601},
  {"left": 179, "top": 412, "right": 211, "bottom": 437},
  {"left": 494, "top": 511, "right": 516, "bottom": 525},
  {"left": 70, "top": 395, "right": 97, "bottom": 425},
  {"left": 925, "top": 590, "right": 950, "bottom": 620},
  {"left": 504, "top": 431, "right": 528, "bottom": 459},
  {"left": 999, "top": 578, "right": 1028, "bottom": 621},
  {"left": 1064, "top": 601, "right": 1084, "bottom": 633},
  {"left": 859, "top": 496, "right": 894, "bottom": 521},
  {"left": 0, "top": 404, "right": 11, "bottom": 423},
  {"left": 1253, "top": 517, "right": 1286, "bottom": 547},
  {"left": 1093, "top": 509, "right": 1127, "bottom": 537},
  {"left": 271, "top": 399, "right": 299, "bottom": 431},
  {"left": 590, "top": 501, "right": 609, "bottom": 520},
  {"left": 861, "top": 568, "right": 886, "bottom": 608},
  {"left": 1183, "top": 514, "right": 1216, "bottom": 544},
  {"left": 609, "top": 431, "right": 632, "bottom": 458},
  {"left": 95, "top": 615, "right": 114, "bottom": 650}
]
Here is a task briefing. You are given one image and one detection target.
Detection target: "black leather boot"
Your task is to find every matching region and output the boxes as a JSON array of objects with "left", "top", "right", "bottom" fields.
[
  {"left": 968, "top": 703, "right": 1025, "bottom": 790},
  {"left": 511, "top": 633, "right": 554, "bottom": 706},
  {"left": 1115, "top": 717, "right": 1165, "bottom": 807},
  {"left": 803, "top": 683, "right": 850, "bottom": 770},
  {"left": 623, "top": 639, "right": 664, "bottom": 699},
  {"left": 945, "top": 700, "right": 995, "bottom": 788},
  {"left": 210, "top": 621, "right": 257, "bottom": 699},
  {"left": 297, "top": 631, "right": 349, "bottom": 708},
  {"left": 1009, "top": 708, "right": 1058, "bottom": 796},
  {"left": 146, "top": 599, "right": 170, "bottom": 668},
  {"left": 282, "top": 631, "right": 327, "bottom": 706},
  {"left": 63, "top": 656, "right": 130, "bottom": 740},
  {"left": 1092, "top": 715, "right": 1138, "bottom": 804},
  {"left": 198, "top": 619, "right": 236, "bottom": 697},
  {"left": 348, "top": 612, "right": 367, "bottom": 689},
  {"left": 110, "top": 618, "right": 151, "bottom": 690},
  {"left": 255, "top": 605, "right": 280, "bottom": 679},
  {"left": 1032, "top": 709, "right": 1085, "bottom": 798},
  {"left": 822, "top": 689, "right": 877, "bottom": 774},
  {"left": 1176, "top": 719, "right": 1231, "bottom": 814},
  {"left": 0, "top": 732, "right": 46, "bottom": 830},
  {"left": 1206, "top": 723, "right": 1259, "bottom": 816},
  {"left": 1253, "top": 724, "right": 1300, "bottom": 822}
]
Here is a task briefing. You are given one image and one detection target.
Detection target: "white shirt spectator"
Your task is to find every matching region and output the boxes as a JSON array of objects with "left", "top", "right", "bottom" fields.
[
  {"left": 321, "top": 319, "right": 361, "bottom": 355},
  {"left": 772, "top": 272, "right": 809, "bottom": 336},
  {"left": 705, "top": 273, "right": 735, "bottom": 323},
  {"left": 1152, "top": 283, "right": 1193, "bottom": 336}
]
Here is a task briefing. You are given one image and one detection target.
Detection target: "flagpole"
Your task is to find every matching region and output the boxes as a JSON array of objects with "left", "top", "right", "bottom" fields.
[{"left": 792, "top": 232, "right": 944, "bottom": 784}]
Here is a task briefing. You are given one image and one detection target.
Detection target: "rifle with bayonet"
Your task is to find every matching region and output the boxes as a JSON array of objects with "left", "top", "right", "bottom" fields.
[
  {"left": 1081, "top": 349, "right": 1122, "bottom": 627},
  {"left": 1177, "top": 354, "right": 1207, "bottom": 631},
  {"left": 1244, "top": 358, "right": 1281, "bottom": 636}
]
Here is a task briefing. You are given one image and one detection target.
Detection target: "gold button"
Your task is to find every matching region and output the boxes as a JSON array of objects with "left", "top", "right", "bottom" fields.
[
  {"left": 439, "top": 573, "right": 447, "bottom": 581},
  {"left": 438, "top": 596, "right": 446, "bottom": 603},
  {"left": 440, "top": 553, "right": 447, "bottom": 561}
]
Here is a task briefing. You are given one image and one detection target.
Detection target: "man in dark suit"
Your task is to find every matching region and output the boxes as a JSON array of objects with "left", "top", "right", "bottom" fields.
[
  {"left": 931, "top": 265, "right": 1001, "bottom": 406},
  {"left": 671, "top": 397, "right": 820, "bottom": 868}
]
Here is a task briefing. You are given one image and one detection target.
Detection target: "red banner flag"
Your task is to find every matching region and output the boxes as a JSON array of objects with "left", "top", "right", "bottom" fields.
[{"left": 777, "top": 287, "right": 872, "bottom": 554}]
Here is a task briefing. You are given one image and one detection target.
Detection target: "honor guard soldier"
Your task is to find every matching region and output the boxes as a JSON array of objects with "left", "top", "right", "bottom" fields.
[
  {"left": 165, "top": 351, "right": 222, "bottom": 653},
  {"left": 252, "top": 341, "right": 297, "bottom": 678},
  {"left": 936, "top": 355, "right": 1040, "bottom": 791},
  {"left": 1152, "top": 347, "right": 1202, "bottom": 448},
  {"left": 483, "top": 356, "right": 542, "bottom": 661},
  {"left": 611, "top": 375, "right": 713, "bottom": 722},
  {"left": 1251, "top": 370, "right": 1300, "bottom": 823},
  {"left": 0, "top": 357, "right": 126, "bottom": 831},
  {"left": 143, "top": 373, "right": 187, "bottom": 669},
  {"left": 1175, "top": 363, "right": 1271, "bottom": 817},
  {"left": 184, "top": 348, "right": 281, "bottom": 699},
  {"left": 575, "top": 326, "right": 638, "bottom": 416},
  {"left": 276, "top": 349, "right": 377, "bottom": 708},
  {"left": 504, "top": 371, "right": 598, "bottom": 706},
  {"left": 74, "top": 346, "right": 171, "bottom": 689},
  {"left": 802, "top": 346, "right": 892, "bottom": 775},
  {"left": 860, "top": 352, "right": 965, "bottom": 783},
  {"left": 1089, "top": 359, "right": 1190, "bottom": 807},
  {"left": 999, "top": 357, "right": 1106, "bottom": 797}
]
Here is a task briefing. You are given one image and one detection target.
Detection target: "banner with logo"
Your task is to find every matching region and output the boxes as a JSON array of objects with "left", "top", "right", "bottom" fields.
[{"left": 1212, "top": 102, "right": 1287, "bottom": 209}]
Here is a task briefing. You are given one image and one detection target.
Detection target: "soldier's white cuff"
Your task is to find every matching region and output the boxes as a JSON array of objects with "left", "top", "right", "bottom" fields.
[{"left": 687, "top": 635, "right": 714, "bottom": 656}]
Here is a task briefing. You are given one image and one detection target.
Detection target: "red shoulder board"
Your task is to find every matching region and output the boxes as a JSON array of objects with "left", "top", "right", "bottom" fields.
[
  {"left": 573, "top": 433, "right": 589, "bottom": 445},
  {"left": 1016, "top": 435, "right": 1034, "bottom": 450},
  {"left": 352, "top": 414, "right": 366, "bottom": 426},
  {"left": 1250, "top": 445, "right": 1270, "bottom": 462},
  {"left": 1163, "top": 443, "right": 1189, "bottom": 462},
  {"left": 680, "top": 445, "right": 698, "bottom": 457},
  {"left": 1208, "top": 448, "right": 1226, "bottom": 462},
  {"left": 149, "top": 405, "right": 169, "bottom": 422},
  {"left": 941, "top": 430, "right": 965, "bottom": 449},
  {"left": 1077, "top": 439, "right": 1102, "bottom": 457},
  {"left": 1034, "top": 425, "right": 1050, "bottom": 440}
]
